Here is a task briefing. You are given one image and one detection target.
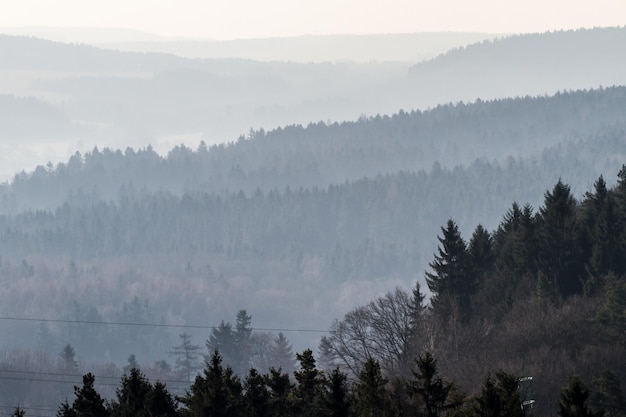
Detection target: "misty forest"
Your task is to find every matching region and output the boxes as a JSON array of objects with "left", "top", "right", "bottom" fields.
[{"left": 0, "top": 25, "right": 624, "bottom": 417}]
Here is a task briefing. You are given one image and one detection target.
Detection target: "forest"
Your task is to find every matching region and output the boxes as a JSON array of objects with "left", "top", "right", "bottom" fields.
[
  {"left": 1, "top": 169, "right": 624, "bottom": 416},
  {"left": 0, "top": 25, "right": 625, "bottom": 416}
]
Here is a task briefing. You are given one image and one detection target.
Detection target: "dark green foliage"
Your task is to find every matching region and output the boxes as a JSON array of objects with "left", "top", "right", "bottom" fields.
[
  {"left": 352, "top": 358, "right": 391, "bottom": 417},
  {"left": 468, "top": 224, "right": 494, "bottom": 279},
  {"left": 410, "top": 352, "right": 452, "bottom": 417},
  {"left": 293, "top": 349, "right": 326, "bottom": 417},
  {"left": 243, "top": 368, "right": 270, "bottom": 417},
  {"left": 474, "top": 371, "right": 524, "bottom": 417},
  {"left": 73, "top": 373, "right": 109, "bottom": 417},
  {"left": 180, "top": 350, "right": 243, "bottom": 417},
  {"left": 592, "top": 369, "right": 626, "bottom": 417},
  {"left": 206, "top": 310, "right": 254, "bottom": 376},
  {"left": 426, "top": 220, "right": 473, "bottom": 320},
  {"left": 11, "top": 407, "right": 25, "bottom": 417},
  {"left": 109, "top": 368, "right": 153, "bottom": 417},
  {"left": 595, "top": 273, "right": 626, "bottom": 342},
  {"left": 558, "top": 375, "right": 604, "bottom": 417},
  {"left": 57, "top": 401, "right": 78, "bottom": 417},
  {"left": 536, "top": 179, "right": 582, "bottom": 298},
  {"left": 265, "top": 367, "right": 293, "bottom": 417},
  {"left": 325, "top": 368, "right": 350, "bottom": 417}
]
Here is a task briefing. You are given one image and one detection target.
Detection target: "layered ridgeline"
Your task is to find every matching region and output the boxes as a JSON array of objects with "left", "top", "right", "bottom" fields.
[
  {"left": 1, "top": 169, "right": 624, "bottom": 415},
  {"left": 1, "top": 26, "right": 625, "bottom": 176},
  {"left": 3, "top": 86, "right": 626, "bottom": 213},
  {"left": 0, "top": 87, "right": 624, "bottom": 368}
]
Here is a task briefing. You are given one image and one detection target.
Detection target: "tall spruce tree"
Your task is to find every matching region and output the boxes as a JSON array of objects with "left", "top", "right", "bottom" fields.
[
  {"left": 410, "top": 352, "right": 452, "bottom": 417},
  {"left": 353, "top": 358, "right": 390, "bottom": 417},
  {"left": 536, "top": 179, "right": 582, "bottom": 298},
  {"left": 425, "top": 220, "right": 472, "bottom": 320}
]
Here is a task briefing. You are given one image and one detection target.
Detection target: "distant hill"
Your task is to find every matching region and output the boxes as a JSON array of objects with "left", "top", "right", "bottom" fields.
[
  {"left": 1, "top": 27, "right": 626, "bottom": 182},
  {"left": 408, "top": 26, "right": 626, "bottom": 102},
  {"left": 97, "top": 33, "right": 499, "bottom": 63}
]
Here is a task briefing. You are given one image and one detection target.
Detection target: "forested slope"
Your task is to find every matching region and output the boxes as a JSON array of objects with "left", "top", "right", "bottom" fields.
[{"left": 3, "top": 87, "right": 625, "bottom": 213}]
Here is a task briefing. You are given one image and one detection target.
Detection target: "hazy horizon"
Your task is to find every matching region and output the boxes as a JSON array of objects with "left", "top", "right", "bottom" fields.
[{"left": 2, "top": 0, "right": 625, "bottom": 40}]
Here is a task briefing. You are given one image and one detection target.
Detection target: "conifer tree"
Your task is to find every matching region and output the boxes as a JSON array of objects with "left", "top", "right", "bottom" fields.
[
  {"left": 425, "top": 220, "right": 471, "bottom": 320},
  {"left": 410, "top": 352, "right": 452, "bottom": 417},
  {"left": 73, "top": 373, "right": 109, "bottom": 417},
  {"left": 293, "top": 349, "right": 325, "bottom": 417},
  {"left": 352, "top": 358, "right": 390, "bottom": 417},
  {"left": 170, "top": 333, "right": 202, "bottom": 382},
  {"left": 536, "top": 179, "right": 582, "bottom": 297},
  {"left": 558, "top": 375, "right": 604, "bottom": 417},
  {"left": 181, "top": 350, "right": 243, "bottom": 417}
]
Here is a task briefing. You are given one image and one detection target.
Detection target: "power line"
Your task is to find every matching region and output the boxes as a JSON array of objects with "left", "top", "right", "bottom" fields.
[
  {"left": 0, "top": 316, "right": 328, "bottom": 333},
  {"left": 0, "top": 369, "right": 190, "bottom": 386}
]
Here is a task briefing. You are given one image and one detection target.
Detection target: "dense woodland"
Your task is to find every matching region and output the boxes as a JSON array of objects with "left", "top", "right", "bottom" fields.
[
  {"left": 1, "top": 26, "right": 625, "bottom": 416},
  {"left": 1, "top": 170, "right": 624, "bottom": 416}
]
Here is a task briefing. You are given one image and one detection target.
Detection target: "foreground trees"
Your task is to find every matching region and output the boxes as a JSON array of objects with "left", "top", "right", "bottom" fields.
[{"left": 52, "top": 349, "right": 619, "bottom": 417}]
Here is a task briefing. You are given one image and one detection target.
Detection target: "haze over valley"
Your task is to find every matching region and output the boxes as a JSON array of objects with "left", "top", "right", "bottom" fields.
[{"left": 0, "top": 9, "right": 625, "bottom": 416}]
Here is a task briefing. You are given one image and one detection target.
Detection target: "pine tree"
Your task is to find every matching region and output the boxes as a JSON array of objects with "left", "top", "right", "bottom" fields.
[
  {"left": 265, "top": 367, "right": 293, "bottom": 417},
  {"left": 57, "top": 401, "right": 77, "bottom": 417},
  {"left": 325, "top": 368, "right": 350, "bottom": 417},
  {"left": 474, "top": 371, "right": 524, "bottom": 417},
  {"left": 234, "top": 310, "right": 253, "bottom": 375},
  {"left": 352, "top": 358, "right": 390, "bottom": 417},
  {"left": 181, "top": 350, "right": 243, "bottom": 417},
  {"left": 170, "top": 333, "right": 202, "bottom": 382},
  {"left": 73, "top": 373, "right": 109, "bottom": 417},
  {"left": 591, "top": 369, "right": 625, "bottom": 417},
  {"left": 243, "top": 368, "right": 270, "bottom": 417},
  {"left": 425, "top": 220, "right": 471, "bottom": 320},
  {"left": 268, "top": 332, "right": 296, "bottom": 374},
  {"left": 536, "top": 179, "right": 582, "bottom": 298},
  {"left": 558, "top": 375, "right": 604, "bottom": 417},
  {"left": 410, "top": 352, "right": 452, "bottom": 417},
  {"left": 293, "top": 349, "right": 325, "bottom": 417}
]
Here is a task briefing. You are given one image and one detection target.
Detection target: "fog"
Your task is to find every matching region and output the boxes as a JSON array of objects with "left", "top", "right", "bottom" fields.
[{"left": 0, "top": 24, "right": 625, "bottom": 411}]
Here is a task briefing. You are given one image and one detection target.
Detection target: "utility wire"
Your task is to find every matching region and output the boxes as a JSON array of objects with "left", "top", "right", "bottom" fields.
[
  {"left": 0, "top": 316, "right": 327, "bottom": 333},
  {"left": 0, "top": 369, "right": 190, "bottom": 385}
]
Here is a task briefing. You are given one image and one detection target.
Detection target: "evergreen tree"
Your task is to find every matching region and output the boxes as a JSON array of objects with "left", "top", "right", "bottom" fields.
[
  {"left": 11, "top": 407, "right": 25, "bottom": 417},
  {"left": 109, "top": 367, "right": 152, "bottom": 417},
  {"left": 147, "top": 382, "right": 179, "bottom": 417},
  {"left": 265, "top": 367, "right": 293, "bottom": 417},
  {"left": 234, "top": 310, "right": 253, "bottom": 375},
  {"left": 474, "top": 371, "right": 524, "bottom": 417},
  {"left": 592, "top": 369, "right": 625, "bottom": 417},
  {"left": 558, "top": 375, "right": 604, "bottom": 417},
  {"left": 468, "top": 224, "right": 494, "bottom": 278},
  {"left": 268, "top": 332, "right": 296, "bottom": 374},
  {"left": 57, "top": 401, "right": 77, "bottom": 417},
  {"left": 536, "top": 179, "right": 582, "bottom": 298},
  {"left": 60, "top": 343, "right": 79, "bottom": 373},
  {"left": 425, "top": 220, "right": 471, "bottom": 320},
  {"left": 170, "top": 333, "right": 202, "bottom": 382},
  {"left": 207, "top": 321, "right": 235, "bottom": 368},
  {"left": 293, "top": 349, "right": 326, "bottom": 417},
  {"left": 73, "top": 373, "right": 109, "bottom": 417},
  {"left": 181, "top": 350, "right": 243, "bottom": 417},
  {"left": 352, "top": 358, "right": 390, "bottom": 417},
  {"left": 410, "top": 352, "right": 452, "bottom": 417},
  {"left": 243, "top": 368, "right": 270, "bottom": 417},
  {"left": 325, "top": 368, "right": 350, "bottom": 417}
]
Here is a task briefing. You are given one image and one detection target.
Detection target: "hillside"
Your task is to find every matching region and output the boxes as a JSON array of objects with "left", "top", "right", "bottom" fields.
[
  {"left": 1, "top": 27, "right": 626, "bottom": 182},
  {"left": 0, "top": 88, "right": 623, "bottom": 369}
]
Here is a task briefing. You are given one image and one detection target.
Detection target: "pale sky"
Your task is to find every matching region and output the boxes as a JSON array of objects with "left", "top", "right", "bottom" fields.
[{"left": 1, "top": 0, "right": 625, "bottom": 40}]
